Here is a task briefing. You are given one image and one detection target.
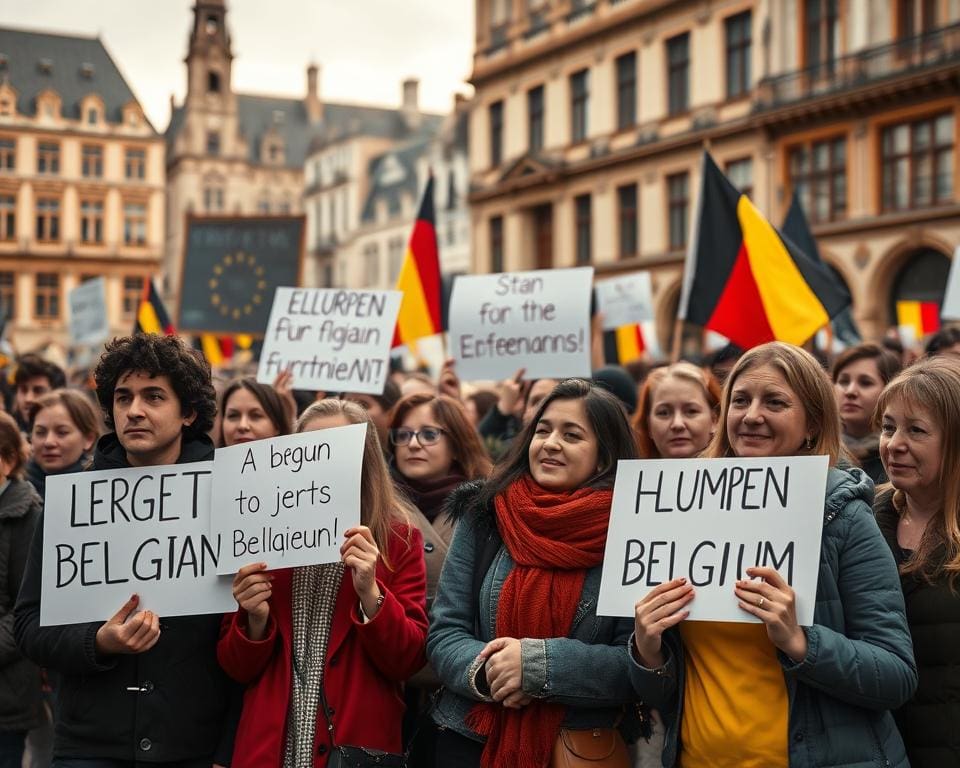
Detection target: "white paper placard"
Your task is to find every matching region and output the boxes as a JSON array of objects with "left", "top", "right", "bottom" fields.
[
  {"left": 942, "top": 245, "right": 960, "bottom": 320},
  {"left": 448, "top": 267, "right": 594, "bottom": 381},
  {"left": 595, "top": 273, "right": 654, "bottom": 330},
  {"left": 40, "top": 463, "right": 235, "bottom": 626},
  {"left": 210, "top": 423, "right": 366, "bottom": 573},
  {"left": 68, "top": 277, "right": 109, "bottom": 347},
  {"left": 598, "top": 455, "right": 829, "bottom": 625},
  {"left": 257, "top": 287, "right": 402, "bottom": 394}
]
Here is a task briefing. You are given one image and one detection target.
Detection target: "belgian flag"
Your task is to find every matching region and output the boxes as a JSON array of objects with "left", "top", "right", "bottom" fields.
[
  {"left": 134, "top": 279, "right": 175, "bottom": 336},
  {"left": 896, "top": 301, "right": 940, "bottom": 339},
  {"left": 392, "top": 175, "right": 443, "bottom": 349},
  {"left": 678, "top": 153, "right": 850, "bottom": 349},
  {"left": 603, "top": 323, "right": 657, "bottom": 365}
]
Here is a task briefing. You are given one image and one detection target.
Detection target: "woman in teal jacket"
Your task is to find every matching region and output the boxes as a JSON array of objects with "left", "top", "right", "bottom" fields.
[{"left": 628, "top": 342, "right": 917, "bottom": 768}]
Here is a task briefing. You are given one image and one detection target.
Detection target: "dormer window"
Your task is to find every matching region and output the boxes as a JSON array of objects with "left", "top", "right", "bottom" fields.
[
  {"left": 38, "top": 58, "right": 53, "bottom": 75},
  {"left": 205, "top": 14, "right": 219, "bottom": 35},
  {"left": 87, "top": 107, "right": 98, "bottom": 125},
  {"left": 80, "top": 62, "right": 94, "bottom": 79},
  {"left": 208, "top": 70, "right": 221, "bottom": 94}
]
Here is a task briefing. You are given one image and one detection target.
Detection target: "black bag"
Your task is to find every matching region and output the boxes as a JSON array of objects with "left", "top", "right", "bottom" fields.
[{"left": 327, "top": 745, "right": 407, "bottom": 767}]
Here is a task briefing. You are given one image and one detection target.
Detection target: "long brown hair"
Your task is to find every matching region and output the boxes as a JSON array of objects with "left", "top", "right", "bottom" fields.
[
  {"left": 875, "top": 356, "right": 960, "bottom": 588},
  {"left": 296, "top": 399, "right": 414, "bottom": 569},
  {"left": 387, "top": 393, "right": 492, "bottom": 480},
  {"left": 632, "top": 362, "right": 720, "bottom": 458},
  {"left": 706, "top": 342, "right": 842, "bottom": 466},
  {"left": 219, "top": 377, "right": 291, "bottom": 445}
]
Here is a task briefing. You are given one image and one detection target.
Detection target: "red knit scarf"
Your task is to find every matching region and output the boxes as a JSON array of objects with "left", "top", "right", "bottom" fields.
[{"left": 466, "top": 474, "right": 614, "bottom": 768}]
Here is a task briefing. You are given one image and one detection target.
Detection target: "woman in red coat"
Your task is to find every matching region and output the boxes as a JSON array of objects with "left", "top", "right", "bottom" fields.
[{"left": 217, "top": 398, "right": 428, "bottom": 767}]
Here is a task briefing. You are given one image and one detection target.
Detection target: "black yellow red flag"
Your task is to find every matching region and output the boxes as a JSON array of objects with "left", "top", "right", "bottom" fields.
[{"left": 133, "top": 279, "right": 175, "bottom": 336}]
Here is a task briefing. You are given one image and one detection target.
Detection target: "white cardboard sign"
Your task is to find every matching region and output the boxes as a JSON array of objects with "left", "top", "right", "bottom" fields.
[
  {"left": 41, "top": 463, "right": 235, "bottom": 626},
  {"left": 598, "top": 455, "right": 829, "bottom": 625},
  {"left": 595, "top": 273, "right": 654, "bottom": 330},
  {"left": 448, "top": 267, "right": 594, "bottom": 381},
  {"left": 210, "top": 423, "right": 366, "bottom": 573},
  {"left": 257, "top": 287, "right": 402, "bottom": 394},
  {"left": 68, "top": 277, "right": 109, "bottom": 347},
  {"left": 942, "top": 245, "right": 960, "bottom": 320}
]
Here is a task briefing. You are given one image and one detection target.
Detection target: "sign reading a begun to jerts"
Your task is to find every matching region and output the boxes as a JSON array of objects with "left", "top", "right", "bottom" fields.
[{"left": 179, "top": 216, "right": 304, "bottom": 336}]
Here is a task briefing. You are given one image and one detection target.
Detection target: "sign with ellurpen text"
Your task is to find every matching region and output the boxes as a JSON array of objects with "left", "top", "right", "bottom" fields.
[
  {"left": 598, "top": 455, "right": 828, "bottom": 625},
  {"left": 258, "top": 287, "right": 401, "bottom": 394},
  {"left": 41, "top": 463, "right": 235, "bottom": 626},
  {"left": 448, "top": 267, "right": 594, "bottom": 380},
  {"left": 210, "top": 423, "right": 366, "bottom": 573}
]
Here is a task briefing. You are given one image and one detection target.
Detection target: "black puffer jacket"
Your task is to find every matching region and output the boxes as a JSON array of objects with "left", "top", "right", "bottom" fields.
[
  {"left": 875, "top": 489, "right": 960, "bottom": 767},
  {"left": 0, "top": 479, "right": 42, "bottom": 732},
  {"left": 14, "top": 433, "right": 233, "bottom": 762}
]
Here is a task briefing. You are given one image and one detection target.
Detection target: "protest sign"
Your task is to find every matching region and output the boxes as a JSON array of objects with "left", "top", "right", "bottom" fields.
[
  {"left": 211, "top": 422, "right": 366, "bottom": 573},
  {"left": 942, "top": 245, "right": 960, "bottom": 321},
  {"left": 448, "top": 267, "right": 594, "bottom": 381},
  {"left": 68, "top": 277, "right": 109, "bottom": 347},
  {"left": 257, "top": 287, "right": 401, "bottom": 394},
  {"left": 595, "top": 273, "right": 654, "bottom": 331},
  {"left": 40, "top": 463, "right": 234, "bottom": 626},
  {"left": 598, "top": 455, "right": 828, "bottom": 625}
]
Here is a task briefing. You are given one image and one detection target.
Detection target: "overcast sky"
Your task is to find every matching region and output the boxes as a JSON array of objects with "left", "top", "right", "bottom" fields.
[{"left": 0, "top": 0, "right": 475, "bottom": 129}]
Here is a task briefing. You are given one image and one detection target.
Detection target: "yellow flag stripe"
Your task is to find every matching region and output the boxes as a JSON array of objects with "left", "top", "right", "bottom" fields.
[
  {"left": 737, "top": 196, "right": 829, "bottom": 344},
  {"left": 896, "top": 301, "right": 922, "bottom": 339},
  {"left": 138, "top": 302, "right": 162, "bottom": 335},
  {"left": 201, "top": 334, "right": 224, "bottom": 367},
  {"left": 615, "top": 326, "right": 642, "bottom": 364},
  {"left": 395, "top": 246, "right": 437, "bottom": 346}
]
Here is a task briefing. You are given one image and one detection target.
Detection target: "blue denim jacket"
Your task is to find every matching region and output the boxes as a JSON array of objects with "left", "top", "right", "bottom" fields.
[{"left": 426, "top": 481, "right": 644, "bottom": 743}]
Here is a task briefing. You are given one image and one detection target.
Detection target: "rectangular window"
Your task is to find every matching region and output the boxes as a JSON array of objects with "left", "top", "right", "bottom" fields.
[
  {"left": 489, "top": 100, "right": 504, "bottom": 166},
  {"left": 528, "top": 85, "right": 544, "bottom": 153},
  {"left": 81, "top": 144, "right": 103, "bottom": 178},
  {"left": 125, "top": 148, "right": 146, "bottom": 180},
  {"left": 37, "top": 142, "right": 60, "bottom": 174},
  {"left": 490, "top": 215, "right": 504, "bottom": 273},
  {"left": 788, "top": 136, "right": 847, "bottom": 222},
  {"left": 615, "top": 52, "right": 637, "bottom": 131},
  {"left": 80, "top": 200, "right": 104, "bottom": 244},
  {"left": 725, "top": 157, "right": 754, "bottom": 199},
  {"left": 123, "top": 202, "right": 147, "bottom": 245},
  {"left": 0, "top": 195, "right": 14, "bottom": 241},
  {"left": 206, "top": 131, "right": 221, "bottom": 156},
  {"left": 36, "top": 198, "right": 60, "bottom": 242},
  {"left": 882, "top": 113, "right": 954, "bottom": 211},
  {"left": 34, "top": 272, "right": 60, "bottom": 319},
  {"left": 898, "top": 0, "right": 938, "bottom": 38},
  {"left": 0, "top": 138, "right": 14, "bottom": 170},
  {"left": 617, "top": 183, "right": 638, "bottom": 259},
  {"left": 122, "top": 276, "right": 144, "bottom": 319},
  {"left": 388, "top": 237, "right": 405, "bottom": 282},
  {"left": 362, "top": 244, "right": 380, "bottom": 287},
  {"left": 725, "top": 11, "right": 752, "bottom": 99},
  {"left": 574, "top": 193, "right": 592, "bottom": 266},
  {"left": 804, "top": 0, "right": 840, "bottom": 75},
  {"left": 203, "top": 188, "right": 224, "bottom": 213},
  {"left": 0, "top": 271, "right": 14, "bottom": 321},
  {"left": 667, "top": 33, "right": 690, "bottom": 116},
  {"left": 667, "top": 172, "right": 689, "bottom": 250},
  {"left": 570, "top": 69, "right": 590, "bottom": 143}
]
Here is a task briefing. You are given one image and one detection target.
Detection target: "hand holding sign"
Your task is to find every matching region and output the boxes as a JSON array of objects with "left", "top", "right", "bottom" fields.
[
  {"left": 94, "top": 594, "right": 160, "bottom": 656},
  {"left": 232, "top": 562, "right": 273, "bottom": 640},
  {"left": 735, "top": 566, "right": 807, "bottom": 662},
  {"left": 632, "top": 577, "right": 694, "bottom": 668},
  {"left": 341, "top": 525, "right": 381, "bottom": 618}
]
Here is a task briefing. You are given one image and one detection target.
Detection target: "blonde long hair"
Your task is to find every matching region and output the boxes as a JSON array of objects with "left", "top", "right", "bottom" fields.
[
  {"left": 706, "top": 342, "right": 842, "bottom": 465},
  {"left": 875, "top": 356, "right": 960, "bottom": 588},
  {"left": 296, "top": 398, "right": 414, "bottom": 569}
]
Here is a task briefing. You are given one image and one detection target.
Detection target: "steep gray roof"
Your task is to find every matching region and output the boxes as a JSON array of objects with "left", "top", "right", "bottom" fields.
[
  {"left": 360, "top": 137, "right": 432, "bottom": 224},
  {"left": 166, "top": 93, "right": 444, "bottom": 170},
  {"left": 0, "top": 26, "right": 152, "bottom": 130}
]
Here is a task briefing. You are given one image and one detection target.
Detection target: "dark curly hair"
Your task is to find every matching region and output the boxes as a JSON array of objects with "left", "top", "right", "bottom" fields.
[{"left": 94, "top": 334, "right": 216, "bottom": 440}]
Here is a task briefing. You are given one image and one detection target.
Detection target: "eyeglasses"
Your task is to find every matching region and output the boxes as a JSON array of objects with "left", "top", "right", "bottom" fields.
[{"left": 390, "top": 427, "right": 445, "bottom": 446}]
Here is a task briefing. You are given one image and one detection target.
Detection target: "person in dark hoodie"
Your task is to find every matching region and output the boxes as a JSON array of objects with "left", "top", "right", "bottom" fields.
[
  {"left": 0, "top": 411, "right": 43, "bottom": 768},
  {"left": 26, "top": 390, "right": 100, "bottom": 497},
  {"left": 14, "top": 334, "right": 233, "bottom": 768}
]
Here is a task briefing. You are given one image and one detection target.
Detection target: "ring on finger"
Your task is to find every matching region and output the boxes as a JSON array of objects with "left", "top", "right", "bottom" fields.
[{"left": 758, "top": 597, "right": 766, "bottom": 608}]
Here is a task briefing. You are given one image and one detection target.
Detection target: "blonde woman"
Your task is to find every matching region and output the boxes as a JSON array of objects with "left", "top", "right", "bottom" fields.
[
  {"left": 218, "top": 399, "right": 428, "bottom": 767},
  {"left": 874, "top": 356, "right": 960, "bottom": 767}
]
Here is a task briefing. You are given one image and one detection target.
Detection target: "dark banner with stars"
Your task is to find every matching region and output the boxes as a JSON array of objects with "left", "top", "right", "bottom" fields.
[{"left": 178, "top": 216, "right": 304, "bottom": 335}]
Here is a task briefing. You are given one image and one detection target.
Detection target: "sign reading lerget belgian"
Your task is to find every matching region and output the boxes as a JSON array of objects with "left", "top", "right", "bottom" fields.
[{"left": 598, "top": 455, "right": 829, "bottom": 625}]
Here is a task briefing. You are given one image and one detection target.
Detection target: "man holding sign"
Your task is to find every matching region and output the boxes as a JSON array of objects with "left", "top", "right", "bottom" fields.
[
  {"left": 621, "top": 343, "right": 916, "bottom": 768},
  {"left": 15, "top": 335, "right": 233, "bottom": 766}
]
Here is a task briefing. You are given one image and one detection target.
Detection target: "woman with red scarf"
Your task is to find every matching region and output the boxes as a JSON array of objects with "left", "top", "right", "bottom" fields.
[{"left": 427, "top": 379, "right": 645, "bottom": 767}]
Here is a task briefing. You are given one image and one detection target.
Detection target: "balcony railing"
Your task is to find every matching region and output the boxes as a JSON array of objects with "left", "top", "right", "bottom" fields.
[
  {"left": 566, "top": 0, "right": 596, "bottom": 24},
  {"left": 756, "top": 22, "right": 960, "bottom": 110}
]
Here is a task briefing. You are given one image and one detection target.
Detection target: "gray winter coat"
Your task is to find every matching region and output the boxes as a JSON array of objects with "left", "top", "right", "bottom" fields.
[{"left": 628, "top": 466, "right": 918, "bottom": 768}]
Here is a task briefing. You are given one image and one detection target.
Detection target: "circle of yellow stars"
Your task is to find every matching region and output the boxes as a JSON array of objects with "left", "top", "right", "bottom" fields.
[{"left": 208, "top": 250, "right": 268, "bottom": 320}]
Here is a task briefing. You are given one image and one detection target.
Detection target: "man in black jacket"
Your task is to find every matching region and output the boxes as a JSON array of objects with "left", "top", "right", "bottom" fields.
[{"left": 14, "top": 334, "right": 232, "bottom": 767}]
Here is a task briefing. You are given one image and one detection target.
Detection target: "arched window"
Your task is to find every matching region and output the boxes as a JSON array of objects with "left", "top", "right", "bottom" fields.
[{"left": 889, "top": 247, "right": 951, "bottom": 324}]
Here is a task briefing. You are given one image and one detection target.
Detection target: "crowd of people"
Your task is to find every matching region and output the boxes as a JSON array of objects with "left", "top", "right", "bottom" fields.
[{"left": 0, "top": 323, "right": 956, "bottom": 768}]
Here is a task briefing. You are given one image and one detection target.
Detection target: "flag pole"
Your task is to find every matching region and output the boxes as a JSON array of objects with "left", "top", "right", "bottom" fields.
[{"left": 670, "top": 318, "right": 684, "bottom": 362}]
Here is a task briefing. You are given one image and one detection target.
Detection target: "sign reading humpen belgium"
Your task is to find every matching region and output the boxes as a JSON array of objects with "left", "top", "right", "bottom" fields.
[
  {"left": 41, "top": 464, "right": 234, "bottom": 626},
  {"left": 257, "top": 287, "right": 401, "bottom": 394},
  {"left": 211, "top": 423, "right": 366, "bottom": 573},
  {"left": 598, "top": 455, "right": 829, "bottom": 625},
  {"left": 448, "top": 267, "right": 594, "bottom": 381}
]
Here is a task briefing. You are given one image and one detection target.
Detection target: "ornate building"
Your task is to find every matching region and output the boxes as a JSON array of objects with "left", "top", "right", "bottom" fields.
[
  {"left": 467, "top": 0, "right": 960, "bottom": 346},
  {"left": 0, "top": 26, "right": 163, "bottom": 352}
]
